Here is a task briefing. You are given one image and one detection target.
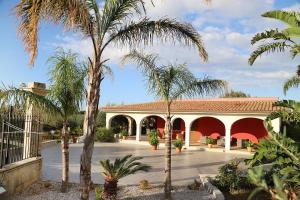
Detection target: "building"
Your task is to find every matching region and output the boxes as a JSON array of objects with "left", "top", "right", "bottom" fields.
[{"left": 103, "top": 97, "right": 281, "bottom": 151}]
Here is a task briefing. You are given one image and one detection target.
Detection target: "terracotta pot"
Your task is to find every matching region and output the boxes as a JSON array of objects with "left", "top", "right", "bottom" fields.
[
  {"left": 122, "top": 136, "right": 128, "bottom": 140},
  {"left": 208, "top": 144, "right": 213, "bottom": 148},
  {"left": 247, "top": 147, "right": 252, "bottom": 152},
  {"left": 152, "top": 145, "right": 158, "bottom": 150},
  {"left": 72, "top": 137, "right": 77, "bottom": 143},
  {"left": 175, "top": 147, "right": 182, "bottom": 153}
]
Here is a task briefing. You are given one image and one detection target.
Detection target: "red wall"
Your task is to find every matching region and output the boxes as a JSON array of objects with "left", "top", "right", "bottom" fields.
[
  {"left": 155, "top": 117, "right": 165, "bottom": 138},
  {"left": 231, "top": 118, "right": 267, "bottom": 143},
  {"left": 191, "top": 117, "right": 225, "bottom": 140}
]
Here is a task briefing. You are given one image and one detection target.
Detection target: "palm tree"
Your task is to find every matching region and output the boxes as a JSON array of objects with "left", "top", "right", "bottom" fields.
[
  {"left": 121, "top": 50, "right": 226, "bottom": 199},
  {"left": 0, "top": 49, "right": 85, "bottom": 192},
  {"left": 15, "top": 1, "right": 209, "bottom": 198},
  {"left": 249, "top": 10, "right": 300, "bottom": 65},
  {"left": 100, "top": 155, "right": 150, "bottom": 200}
]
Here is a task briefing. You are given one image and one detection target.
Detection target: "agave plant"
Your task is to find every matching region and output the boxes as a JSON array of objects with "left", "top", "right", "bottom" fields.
[{"left": 100, "top": 155, "right": 151, "bottom": 200}]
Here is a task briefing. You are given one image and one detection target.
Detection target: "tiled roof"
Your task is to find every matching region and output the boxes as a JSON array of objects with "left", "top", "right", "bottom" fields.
[{"left": 102, "top": 97, "right": 281, "bottom": 114}]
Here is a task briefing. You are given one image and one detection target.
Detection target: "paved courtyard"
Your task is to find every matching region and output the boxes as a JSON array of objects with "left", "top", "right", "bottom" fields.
[{"left": 42, "top": 143, "right": 247, "bottom": 186}]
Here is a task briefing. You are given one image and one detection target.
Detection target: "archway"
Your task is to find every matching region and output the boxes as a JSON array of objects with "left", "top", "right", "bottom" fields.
[
  {"left": 231, "top": 118, "right": 267, "bottom": 144},
  {"left": 109, "top": 115, "right": 136, "bottom": 136},
  {"left": 141, "top": 115, "right": 165, "bottom": 138},
  {"left": 190, "top": 117, "right": 225, "bottom": 145},
  {"left": 172, "top": 118, "right": 185, "bottom": 140}
]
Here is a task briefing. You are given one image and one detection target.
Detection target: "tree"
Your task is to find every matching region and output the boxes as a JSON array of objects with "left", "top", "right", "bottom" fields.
[
  {"left": 15, "top": 1, "right": 209, "bottom": 198},
  {"left": 100, "top": 155, "right": 150, "bottom": 199},
  {"left": 121, "top": 50, "right": 226, "bottom": 199},
  {"left": 283, "top": 65, "right": 300, "bottom": 94},
  {"left": 222, "top": 90, "right": 250, "bottom": 98},
  {"left": 0, "top": 49, "right": 85, "bottom": 192},
  {"left": 249, "top": 10, "right": 300, "bottom": 65}
]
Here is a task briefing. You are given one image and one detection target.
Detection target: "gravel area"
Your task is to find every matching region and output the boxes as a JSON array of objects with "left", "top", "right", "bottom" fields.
[{"left": 10, "top": 181, "right": 214, "bottom": 200}]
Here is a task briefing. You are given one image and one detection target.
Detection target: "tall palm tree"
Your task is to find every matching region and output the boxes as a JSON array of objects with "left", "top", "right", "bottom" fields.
[
  {"left": 100, "top": 155, "right": 150, "bottom": 200},
  {"left": 15, "top": 1, "right": 209, "bottom": 198},
  {"left": 249, "top": 10, "right": 300, "bottom": 65},
  {"left": 121, "top": 50, "right": 226, "bottom": 199},
  {"left": 0, "top": 49, "right": 85, "bottom": 192}
]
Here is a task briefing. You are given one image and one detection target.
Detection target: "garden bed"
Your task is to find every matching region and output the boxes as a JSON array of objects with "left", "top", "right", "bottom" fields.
[{"left": 11, "top": 181, "right": 213, "bottom": 200}]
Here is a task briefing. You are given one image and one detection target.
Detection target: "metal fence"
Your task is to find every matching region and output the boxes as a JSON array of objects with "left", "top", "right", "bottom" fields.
[{"left": 0, "top": 108, "right": 42, "bottom": 168}]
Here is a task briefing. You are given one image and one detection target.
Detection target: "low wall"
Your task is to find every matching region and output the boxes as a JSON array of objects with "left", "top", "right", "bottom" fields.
[
  {"left": 199, "top": 174, "right": 224, "bottom": 200},
  {"left": 0, "top": 157, "right": 42, "bottom": 195}
]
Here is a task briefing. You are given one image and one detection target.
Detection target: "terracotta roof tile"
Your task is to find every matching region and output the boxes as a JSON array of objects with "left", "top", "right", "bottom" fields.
[{"left": 102, "top": 97, "right": 281, "bottom": 113}]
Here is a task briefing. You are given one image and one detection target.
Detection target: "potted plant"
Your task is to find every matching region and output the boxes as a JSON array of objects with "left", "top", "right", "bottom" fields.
[
  {"left": 120, "top": 130, "right": 129, "bottom": 140},
  {"left": 173, "top": 139, "right": 184, "bottom": 153},
  {"left": 245, "top": 140, "right": 254, "bottom": 152},
  {"left": 206, "top": 137, "right": 214, "bottom": 148},
  {"left": 148, "top": 130, "right": 159, "bottom": 150}
]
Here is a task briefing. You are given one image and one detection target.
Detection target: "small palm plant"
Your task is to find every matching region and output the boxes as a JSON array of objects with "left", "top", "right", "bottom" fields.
[{"left": 100, "top": 155, "right": 151, "bottom": 200}]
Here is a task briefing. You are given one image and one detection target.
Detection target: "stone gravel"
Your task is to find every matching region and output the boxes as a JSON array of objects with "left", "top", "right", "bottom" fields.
[{"left": 10, "top": 181, "right": 214, "bottom": 200}]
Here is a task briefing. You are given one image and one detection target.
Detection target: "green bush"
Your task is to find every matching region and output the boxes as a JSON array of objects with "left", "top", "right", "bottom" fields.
[
  {"left": 213, "top": 160, "right": 252, "bottom": 193},
  {"left": 206, "top": 137, "right": 214, "bottom": 144},
  {"left": 120, "top": 130, "right": 129, "bottom": 137},
  {"left": 95, "top": 186, "right": 103, "bottom": 200},
  {"left": 95, "top": 128, "right": 115, "bottom": 142},
  {"left": 148, "top": 130, "right": 159, "bottom": 146},
  {"left": 173, "top": 139, "right": 184, "bottom": 148}
]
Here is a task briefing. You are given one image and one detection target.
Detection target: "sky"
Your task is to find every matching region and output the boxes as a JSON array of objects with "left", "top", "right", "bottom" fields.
[{"left": 1, "top": 0, "right": 300, "bottom": 106}]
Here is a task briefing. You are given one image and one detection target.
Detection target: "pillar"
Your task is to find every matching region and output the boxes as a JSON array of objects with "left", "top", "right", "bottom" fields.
[
  {"left": 224, "top": 124, "right": 231, "bottom": 152},
  {"left": 126, "top": 116, "right": 133, "bottom": 136},
  {"left": 136, "top": 119, "right": 142, "bottom": 141},
  {"left": 23, "top": 82, "right": 47, "bottom": 159},
  {"left": 184, "top": 121, "right": 191, "bottom": 148},
  {"left": 106, "top": 115, "right": 111, "bottom": 129}
]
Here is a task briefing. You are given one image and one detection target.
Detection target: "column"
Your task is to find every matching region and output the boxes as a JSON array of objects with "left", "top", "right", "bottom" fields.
[
  {"left": 184, "top": 121, "right": 191, "bottom": 148},
  {"left": 126, "top": 116, "right": 133, "bottom": 136},
  {"left": 136, "top": 119, "right": 142, "bottom": 142},
  {"left": 224, "top": 124, "right": 231, "bottom": 152},
  {"left": 106, "top": 114, "right": 111, "bottom": 129}
]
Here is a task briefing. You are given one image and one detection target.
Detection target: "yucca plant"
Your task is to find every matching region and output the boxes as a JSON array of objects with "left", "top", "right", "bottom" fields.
[{"left": 100, "top": 155, "right": 151, "bottom": 200}]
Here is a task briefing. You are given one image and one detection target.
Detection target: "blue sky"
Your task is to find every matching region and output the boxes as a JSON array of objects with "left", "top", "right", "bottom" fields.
[{"left": 1, "top": 0, "right": 300, "bottom": 106}]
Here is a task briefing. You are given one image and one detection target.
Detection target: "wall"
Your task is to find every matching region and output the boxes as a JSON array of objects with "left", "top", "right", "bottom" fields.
[
  {"left": 191, "top": 117, "right": 225, "bottom": 141},
  {"left": 0, "top": 157, "right": 42, "bottom": 195}
]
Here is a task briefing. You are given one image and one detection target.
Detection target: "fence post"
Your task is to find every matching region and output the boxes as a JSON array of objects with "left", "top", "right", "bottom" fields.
[{"left": 22, "top": 82, "right": 47, "bottom": 159}]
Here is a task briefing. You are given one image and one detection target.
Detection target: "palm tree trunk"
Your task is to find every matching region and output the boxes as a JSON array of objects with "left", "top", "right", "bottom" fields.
[
  {"left": 103, "top": 179, "right": 118, "bottom": 200},
  {"left": 80, "top": 62, "right": 102, "bottom": 200},
  {"left": 61, "top": 122, "right": 69, "bottom": 192},
  {"left": 164, "top": 103, "right": 172, "bottom": 199}
]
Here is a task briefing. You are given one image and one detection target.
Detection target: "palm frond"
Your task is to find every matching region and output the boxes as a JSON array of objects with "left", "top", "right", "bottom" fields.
[
  {"left": 262, "top": 10, "right": 300, "bottom": 27},
  {"left": 283, "top": 76, "right": 300, "bottom": 94},
  {"left": 248, "top": 42, "right": 289, "bottom": 65},
  {"left": 283, "top": 27, "right": 300, "bottom": 38},
  {"left": 15, "top": 0, "right": 91, "bottom": 65},
  {"left": 100, "top": 0, "right": 145, "bottom": 35},
  {"left": 104, "top": 18, "right": 208, "bottom": 62},
  {"left": 250, "top": 29, "right": 290, "bottom": 45},
  {"left": 0, "top": 87, "right": 62, "bottom": 118}
]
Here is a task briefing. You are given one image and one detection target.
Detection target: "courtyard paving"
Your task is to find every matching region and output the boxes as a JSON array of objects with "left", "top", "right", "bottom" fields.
[{"left": 42, "top": 143, "right": 247, "bottom": 186}]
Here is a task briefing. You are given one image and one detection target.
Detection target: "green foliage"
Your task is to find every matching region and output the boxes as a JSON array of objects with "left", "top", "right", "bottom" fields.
[
  {"left": 95, "top": 186, "right": 103, "bottom": 200},
  {"left": 120, "top": 130, "right": 129, "bottom": 137},
  {"left": 95, "top": 128, "right": 115, "bottom": 143},
  {"left": 222, "top": 90, "right": 250, "bottom": 98},
  {"left": 206, "top": 137, "right": 214, "bottom": 144},
  {"left": 246, "top": 119, "right": 300, "bottom": 199},
  {"left": 139, "top": 180, "right": 150, "bottom": 190},
  {"left": 100, "top": 154, "right": 151, "bottom": 182},
  {"left": 96, "top": 111, "right": 106, "bottom": 128},
  {"left": 213, "top": 160, "right": 252, "bottom": 193},
  {"left": 245, "top": 140, "right": 254, "bottom": 148},
  {"left": 173, "top": 139, "right": 184, "bottom": 148},
  {"left": 148, "top": 130, "right": 159, "bottom": 146}
]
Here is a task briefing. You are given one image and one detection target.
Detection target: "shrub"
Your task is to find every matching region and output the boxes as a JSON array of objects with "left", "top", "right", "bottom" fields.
[
  {"left": 173, "top": 139, "right": 184, "bottom": 148},
  {"left": 120, "top": 130, "right": 129, "bottom": 137},
  {"left": 206, "top": 137, "right": 214, "bottom": 144},
  {"left": 95, "top": 186, "right": 103, "bottom": 200},
  {"left": 213, "top": 160, "right": 252, "bottom": 193},
  {"left": 148, "top": 130, "right": 159, "bottom": 146},
  {"left": 245, "top": 140, "right": 254, "bottom": 148},
  {"left": 95, "top": 128, "right": 115, "bottom": 142}
]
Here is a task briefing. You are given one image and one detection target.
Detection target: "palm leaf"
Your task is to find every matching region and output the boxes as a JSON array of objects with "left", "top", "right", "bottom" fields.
[
  {"left": 248, "top": 42, "right": 289, "bottom": 65},
  {"left": 283, "top": 76, "right": 300, "bottom": 94},
  {"left": 104, "top": 18, "right": 208, "bottom": 62},
  {"left": 262, "top": 10, "right": 300, "bottom": 27},
  {"left": 283, "top": 27, "right": 300, "bottom": 38},
  {"left": 250, "top": 29, "right": 291, "bottom": 45}
]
